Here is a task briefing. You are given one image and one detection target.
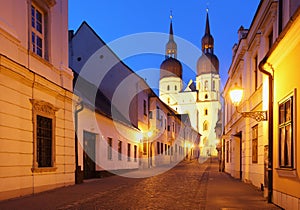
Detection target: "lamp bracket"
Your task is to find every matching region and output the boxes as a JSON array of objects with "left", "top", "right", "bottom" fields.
[{"left": 239, "top": 110, "right": 268, "bottom": 122}]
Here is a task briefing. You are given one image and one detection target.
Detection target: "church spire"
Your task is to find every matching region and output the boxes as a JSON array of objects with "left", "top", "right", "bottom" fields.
[
  {"left": 201, "top": 10, "right": 214, "bottom": 53},
  {"left": 165, "top": 11, "right": 177, "bottom": 59}
]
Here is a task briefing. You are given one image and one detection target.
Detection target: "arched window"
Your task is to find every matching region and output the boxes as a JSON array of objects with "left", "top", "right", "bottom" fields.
[
  {"left": 212, "top": 80, "right": 216, "bottom": 90},
  {"left": 204, "top": 80, "right": 208, "bottom": 90},
  {"left": 167, "top": 98, "right": 170, "bottom": 104},
  {"left": 204, "top": 109, "right": 208, "bottom": 115},
  {"left": 167, "top": 85, "right": 170, "bottom": 91},
  {"left": 203, "top": 121, "right": 208, "bottom": 131},
  {"left": 205, "top": 94, "right": 208, "bottom": 99},
  {"left": 175, "top": 85, "right": 177, "bottom": 91}
]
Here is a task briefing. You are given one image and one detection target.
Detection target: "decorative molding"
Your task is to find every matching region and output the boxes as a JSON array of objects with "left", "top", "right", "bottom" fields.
[{"left": 30, "top": 99, "right": 59, "bottom": 115}]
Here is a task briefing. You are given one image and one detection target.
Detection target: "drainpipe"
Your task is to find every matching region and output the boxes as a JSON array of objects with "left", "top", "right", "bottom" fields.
[
  {"left": 258, "top": 56, "right": 273, "bottom": 203},
  {"left": 74, "top": 100, "right": 84, "bottom": 184}
]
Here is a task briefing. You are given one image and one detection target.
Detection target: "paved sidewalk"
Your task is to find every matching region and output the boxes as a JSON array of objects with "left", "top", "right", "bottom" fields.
[
  {"left": 0, "top": 159, "right": 281, "bottom": 210},
  {"left": 205, "top": 158, "right": 281, "bottom": 209}
]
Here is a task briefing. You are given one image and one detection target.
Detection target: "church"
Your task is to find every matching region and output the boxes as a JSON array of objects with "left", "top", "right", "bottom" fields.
[{"left": 159, "top": 12, "right": 222, "bottom": 156}]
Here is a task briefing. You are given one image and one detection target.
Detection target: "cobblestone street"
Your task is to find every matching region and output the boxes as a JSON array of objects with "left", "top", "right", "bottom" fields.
[{"left": 0, "top": 159, "right": 280, "bottom": 210}]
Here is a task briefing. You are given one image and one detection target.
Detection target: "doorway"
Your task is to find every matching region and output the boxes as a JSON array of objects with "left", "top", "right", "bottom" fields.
[{"left": 83, "top": 131, "right": 96, "bottom": 179}]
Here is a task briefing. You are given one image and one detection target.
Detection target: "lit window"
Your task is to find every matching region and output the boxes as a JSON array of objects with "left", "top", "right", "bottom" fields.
[
  {"left": 31, "top": 5, "right": 44, "bottom": 57},
  {"left": 279, "top": 96, "right": 294, "bottom": 168},
  {"left": 252, "top": 125, "right": 258, "bottom": 163},
  {"left": 203, "top": 121, "right": 208, "bottom": 131}
]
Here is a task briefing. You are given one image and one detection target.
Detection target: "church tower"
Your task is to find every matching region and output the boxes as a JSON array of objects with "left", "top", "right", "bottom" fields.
[
  {"left": 158, "top": 11, "right": 222, "bottom": 157},
  {"left": 159, "top": 15, "right": 183, "bottom": 108},
  {"left": 196, "top": 11, "right": 221, "bottom": 156}
]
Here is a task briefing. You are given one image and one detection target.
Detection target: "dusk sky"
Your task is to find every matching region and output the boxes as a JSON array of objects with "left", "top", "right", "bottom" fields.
[{"left": 69, "top": 0, "right": 260, "bottom": 92}]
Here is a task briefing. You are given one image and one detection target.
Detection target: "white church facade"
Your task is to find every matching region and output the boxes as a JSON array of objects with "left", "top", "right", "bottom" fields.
[{"left": 159, "top": 13, "right": 222, "bottom": 156}]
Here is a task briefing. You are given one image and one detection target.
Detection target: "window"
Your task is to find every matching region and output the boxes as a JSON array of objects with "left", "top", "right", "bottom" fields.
[
  {"left": 204, "top": 80, "right": 208, "bottom": 90},
  {"left": 254, "top": 55, "right": 258, "bottom": 90},
  {"left": 279, "top": 96, "right": 294, "bottom": 168},
  {"left": 172, "top": 122, "right": 175, "bottom": 132},
  {"left": 212, "top": 81, "right": 215, "bottom": 91},
  {"left": 252, "top": 125, "right": 258, "bottom": 163},
  {"left": 167, "top": 85, "right": 170, "bottom": 91},
  {"left": 156, "top": 106, "right": 160, "bottom": 120},
  {"left": 204, "top": 109, "right": 208, "bottom": 116},
  {"left": 203, "top": 121, "right": 208, "bottom": 131},
  {"left": 161, "top": 142, "right": 164, "bottom": 154},
  {"left": 30, "top": 99, "right": 58, "bottom": 172},
  {"left": 205, "top": 94, "right": 208, "bottom": 99},
  {"left": 167, "top": 98, "right": 170, "bottom": 104},
  {"left": 149, "top": 111, "right": 152, "bottom": 119},
  {"left": 175, "top": 85, "right": 177, "bottom": 91},
  {"left": 118, "top": 140, "right": 122, "bottom": 160},
  {"left": 165, "top": 144, "right": 167, "bottom": 155},
  {"left": 143, "top": 143, "right": 147, "bottom": 155},
  {"left": 268, "top": 30, "right": 273, "bottom": 50},
  {"left": 134, "top": 145, "right": 137, "bottom": 162},
  {"left": 107, "top": 138, "right": 112, "bottom": 160},
  {"left": 167, "top": 125, "right": 170, "bottom": 131},
  {"left": 157, "top": 142, "right": 160, "bottom": 154},
  {"left": 226, "top": 141, "right": 229, "bottom": 163},
  {"left": 168, "top": 145, "right": 170, "bottom": 155},
  {"left": 31, "top": 5, "right": 44, "bottom": 57},
  {"left": 127, "top": 143, "right": 131, "bottom": 161},
  {"left": 143, "top": 100, "right": 147, "bottom": 116},
  {"left": 37, "top": 115, "right": 53, "bottom": 167}
]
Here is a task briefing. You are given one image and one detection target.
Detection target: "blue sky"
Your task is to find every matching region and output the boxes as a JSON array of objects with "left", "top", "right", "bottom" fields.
[{"left": 69, "top": 0, "right": 260, "bottom": 92}]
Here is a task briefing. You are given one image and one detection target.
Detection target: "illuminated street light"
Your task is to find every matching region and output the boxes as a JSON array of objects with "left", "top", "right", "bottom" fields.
[{"left": 229, "top": 84, "right": 267, "bottom": 122}]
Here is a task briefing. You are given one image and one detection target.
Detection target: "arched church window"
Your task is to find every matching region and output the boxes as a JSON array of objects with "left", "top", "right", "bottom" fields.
[
  {"left": 212, "top": 81, "right": 215, "bottom": 91},
  {"left": 167, "top": 85, "right": 170, "bottom": 91},
  {"left": 205, "top": 94, "right": 208, "bottom": 99},
  {"left": 203, "top": 121, "right": 208, "bottom": 131},
  {"left": 204, "top": 109, "right": 208, "bottom": 115},
  {"left": 204, "top": 80, "right": 208, "bottom": 90},
  {"left": 175, "top": 85, "right": 177, "bottom": 91}
]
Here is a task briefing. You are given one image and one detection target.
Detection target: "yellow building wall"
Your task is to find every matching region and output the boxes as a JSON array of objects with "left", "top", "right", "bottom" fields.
[{"left": 270, "top": 14, "right": 300, "bottom": 209}]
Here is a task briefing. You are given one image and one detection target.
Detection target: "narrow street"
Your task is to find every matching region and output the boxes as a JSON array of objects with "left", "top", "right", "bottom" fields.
[{"left": 0, "top": 158, "right": 280, "bottom": 210}]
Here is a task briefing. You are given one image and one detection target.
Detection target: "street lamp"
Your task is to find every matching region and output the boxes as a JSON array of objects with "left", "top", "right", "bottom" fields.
[{"left": 229, "top": 84, "right": 267, "bottom": 122}]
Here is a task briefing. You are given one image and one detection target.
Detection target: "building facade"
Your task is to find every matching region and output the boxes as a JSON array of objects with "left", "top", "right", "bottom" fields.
[
  {"left": 0, "top": 0, "right": 74, "bottom": 200},
  {"left": 69, "top": 22, "right": 200, "bottom": 179},
  {"left": 159, "top": 13, "right": 222, "bottom": 157},
  {"left": 224, "top": 0, "right": 300, "bottom": 208}
]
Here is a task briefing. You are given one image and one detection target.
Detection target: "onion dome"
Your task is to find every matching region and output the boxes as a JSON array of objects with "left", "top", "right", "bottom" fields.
[
  {"left": 160, "top": 15, "right": 182, "bottom": 80},
  {"left": 197, "top": 11, "right": 219, "bottom": 75},
  {"left": 160, "top": 57, "right": 182, "bottom": 79}
]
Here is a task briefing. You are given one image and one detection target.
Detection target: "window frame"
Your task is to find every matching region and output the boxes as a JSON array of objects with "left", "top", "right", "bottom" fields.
[
  {"left": 252, "top": 125, "right": 258, "bottom": 164},
  {"left": 30, "top": 99, "right": 58, "bottom": 172},
  {"left": 118, "top": 140, "right": 122, "bottom": 161},
  {"left": 278, "top": 93, "right": 295, "bottom": 169},
  {"left": 107, "top": 137, "right": 113, "bottom": 160},
  {"left": 127, "top": 143, "right": 131, "bottom": 161}
]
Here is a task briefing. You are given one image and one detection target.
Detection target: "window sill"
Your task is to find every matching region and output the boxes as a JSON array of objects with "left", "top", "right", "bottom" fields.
[
  {"left": 275, "top": 168, "right": 297, "bottom": 178},
  {"left": 31, "top": 167, "right": 57, "bottom": 173}
]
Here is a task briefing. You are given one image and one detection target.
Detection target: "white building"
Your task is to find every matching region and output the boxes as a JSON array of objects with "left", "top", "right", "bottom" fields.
[
  {"left": 0, "top": 0, "right": 74, "bottom": 200},
  {"left": 159, "top": 13, "right": 222, "bottom": 157}
]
